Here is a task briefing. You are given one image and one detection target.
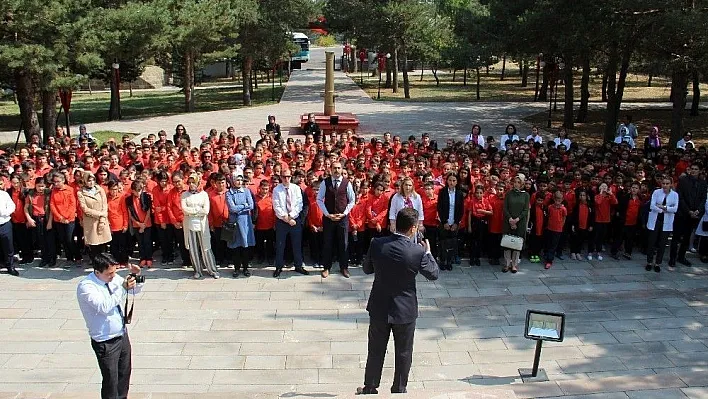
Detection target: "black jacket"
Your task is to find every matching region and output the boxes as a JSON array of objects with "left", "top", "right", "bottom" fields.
[
  {"left": 676, "top": 174, "right": 707, "bottom": 218},
  {"left": 363, "top": 235, "right": 439, "bottom": 324},
  {"left": 436, "top": 187, "right": 464, "bottom": 226}
]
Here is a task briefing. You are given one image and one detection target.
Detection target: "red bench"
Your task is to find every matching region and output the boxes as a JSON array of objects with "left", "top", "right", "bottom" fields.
[{"left": 299, "top": 112, "right": 360, "bottom": 133}]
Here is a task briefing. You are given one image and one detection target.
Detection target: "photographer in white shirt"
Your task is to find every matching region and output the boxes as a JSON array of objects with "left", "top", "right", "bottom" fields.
[{"left": 77, "top": 252, "right": 143, "bottom": 399}]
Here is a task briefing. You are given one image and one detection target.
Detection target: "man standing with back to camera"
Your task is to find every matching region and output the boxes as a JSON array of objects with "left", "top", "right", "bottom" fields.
[
  {"left": 358, "top": 208, "right": 439, "bottom": 395},
  {"left": 77, "top": 253, "right": 144, "bottom": 399}
]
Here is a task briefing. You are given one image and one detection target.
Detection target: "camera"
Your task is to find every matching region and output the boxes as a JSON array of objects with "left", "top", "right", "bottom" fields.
[{"left": 129, "top": 273, "right": 145, "bottom": 284}]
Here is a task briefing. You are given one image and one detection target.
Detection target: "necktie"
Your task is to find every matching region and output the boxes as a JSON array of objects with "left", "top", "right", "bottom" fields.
[
  {"left": 285, "top": 188, "right": 292, "bottom": 213},
  {"left": 334, "top": 179, "right": 339, "bottom": 190},
  {"left": 105, "top": 283, "right": 125, "bottom": 326}
]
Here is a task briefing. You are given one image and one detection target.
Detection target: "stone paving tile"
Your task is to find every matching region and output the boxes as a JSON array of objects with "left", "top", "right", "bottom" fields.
[
  {"left": 244, "top": 355, "right": 286, "bottom": 370},
  {"left": 626, "top": 388, "right": 689, "bottom": 398},
  {"left": 557, "top": 374, "right": 687, "bottom": 395},
  {"left": 683, "top": 387, "right": 708, "bottom": 399},
  {"left": 543, "top": 394, "right": 630, "bottom": 399}
]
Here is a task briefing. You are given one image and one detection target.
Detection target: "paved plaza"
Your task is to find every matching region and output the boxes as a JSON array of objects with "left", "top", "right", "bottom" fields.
[{"left": 1, "top": 48, "right": 708, "bottom": 398}]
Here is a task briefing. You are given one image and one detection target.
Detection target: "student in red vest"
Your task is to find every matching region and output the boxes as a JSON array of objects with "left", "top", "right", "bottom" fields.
[
  {"left": 126, "top": 180, "right": 153, "bottom": 267},
  {"left": 591, "top": 182, "right": 617, "bottom": 261},
  {"left": 570, "top": 190, "right": 594, "bottom": 260},
  {"left": 167, "top": 171, "right": 191, "bottom": 266},
  {"left": 612, "top": 182, "right": 641, "bottom": 260},
  {"left": 24, "top": 177, "right": 52, "bottom": 267},
  {"left": 528, "top": 195, "right": 546, "bottom": 263},
  {"left": 8, "top": 173, "right": 32, "bottom": 265},
  {"left": 348, "top": 181, "right": 369, "bottom": 266},
  {"left": 207, "top": 173, "right": 229, "bottom": 266},
  {"left": 544, "top": 190, "right": 568, "bottom": 269}
]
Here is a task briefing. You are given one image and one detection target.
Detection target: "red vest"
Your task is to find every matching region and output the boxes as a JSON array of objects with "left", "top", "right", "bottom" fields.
[{"left": 324, "top": 177, "right": 349, "bottom": 214}]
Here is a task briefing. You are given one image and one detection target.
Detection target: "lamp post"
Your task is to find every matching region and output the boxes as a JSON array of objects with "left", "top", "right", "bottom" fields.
[
  {"left": 377, "top": 52, "right": 391, "bottom": 100},
  {"left": 534, "top": 53, "right": 543, "bottom": 101}
]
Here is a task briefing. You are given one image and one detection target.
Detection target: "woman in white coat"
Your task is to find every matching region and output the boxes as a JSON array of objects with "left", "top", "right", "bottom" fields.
[
  {"left": 181, "top": 173, "right": 220, "bottom": 279},
  {"left": 646, "top": 176, "right": 679, "bottom": 273}
]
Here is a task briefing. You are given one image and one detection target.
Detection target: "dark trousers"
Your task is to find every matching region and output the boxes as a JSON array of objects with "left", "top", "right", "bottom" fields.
[
  {"left": 55, "top": 221, "right": 79, "bottom": 261},
  {"left": 364, "top": 318, "right": 415, "bottom": 394},
  {"left": 135, "top": 227, "right": 153, "bottom": 261},
  {"left": 487, "top": 232, "right": 502, "bottom": 260},
  {"left": 438, "top": 228, "right": 458, "bottom": 267},
  {"left": 31, "top": 215, "right": 54, "bottom": 265},
  {"left": 88, "top": 244, "right": 107, "bottom": 264},
  {"left": 156, "top": 225, "right": 174, "bottom": 262},
  {"left": 556, "top": 220, "right": 571, "bottom": 256},
  {"left": 647, "top": 227, "right": 670, "bottom": 265},
  {"left": 73, "top": 218, "right": 85, "bottom": 259},
  {"left": 210, "top": 227, "right": 227, "bottom": 265},
  {"left": 173, "top": 226, "right": 191, "bottom": 265},
  {"left": 349, "top": 230, "right": 367, "bottom": 265},
  {"left": 423, "top": 225, "right": 439, "bottom": 259},
  {"left": 528, "top": 233, "right": 544, "bottom": 257},
  {"left": 612, "top": 225, "right": 638, "bottom": 255},
  {"left": 12, "top": 222, "right": 32, "bottom": 263},
  {"left": 232, "top": 246, "right": 252, "bottom": 270},
  {"left": 0, "top": 221, "right": 14, "bottom": 269},
  {"left": 544, "top": 230, "right": 563, "bottom": 264},
  {"left": 570, "top": 228, "right": 592, "bottom": 254},
  {"left": 670, "top": 216, "right": 699, "bottom": 262},
  {"left": 308, "top": 229, "right": 324, "bottom": 266},
  {"left": 255, "top": 229, "right": 275, "bottom": 263},
  {"left": 322, "top": 216, "right": 349, "bottom": 271},
  {"left": 275, "top": 220, "right": 303, "bottom": 270},
  {"left": 593, "top": 222, "right": 609, "bottom": 253},
  {"left": 91, "top": 334, "right": 132, "bottom": 399},
  {"left": 468, "top": 218, "right": 487, "bottom": 261},
  {"left": 110, "top": 231, "right": 129, "bottom": 264}
]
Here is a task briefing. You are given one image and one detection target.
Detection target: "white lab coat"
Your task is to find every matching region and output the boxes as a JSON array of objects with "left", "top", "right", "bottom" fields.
[
  {"left": 499, "top": 134, "right": 519, "bottom": 150},
  {"left": 646, "top": 189, "right": 679, "bottom": 232}
]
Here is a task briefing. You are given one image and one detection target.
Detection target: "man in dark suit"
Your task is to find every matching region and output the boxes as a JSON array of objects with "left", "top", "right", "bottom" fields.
[
  {"left": 358, "top": 207, "right": 439, "bottom": 395},
  {"left": 670, "top": 162, "right": 707, "bottom": 267},
  {"left": 436, "top": 173, "right": 464, "bottom": 270}
]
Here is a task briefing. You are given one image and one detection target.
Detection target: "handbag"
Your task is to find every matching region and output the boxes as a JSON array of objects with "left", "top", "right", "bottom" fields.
[
  {"left": 500, "top": 234, "right": 524, "bottom": 251},
  {"left": 221, "top": 222, "right": 236, "bottom": 242}
]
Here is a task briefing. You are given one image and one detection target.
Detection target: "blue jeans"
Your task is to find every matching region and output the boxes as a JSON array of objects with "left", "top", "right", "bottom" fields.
[
  {"left": 0, "top": 221, "right": 15, "bottom": 268},
  {"left": 55, "top": 221, "right": 79, "bottom": 261},
  {"left": 275, "top": 220, "right": 303, "bottom": 270},
  {"left": 136, "top": 227, "right": 153, "bottom": 261}
]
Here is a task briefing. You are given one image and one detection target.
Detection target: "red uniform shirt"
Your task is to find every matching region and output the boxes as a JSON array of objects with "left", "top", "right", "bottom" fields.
[
  {"left": 624, "top": 197, "right": 641, "bottom": 226},
  {"left": 488, "top": 195, "right": 505, "bottom": 234},
  {"left": 546, "top": 204, "right": 567, "bottom": 233},
  {"left": 129, "top": 194, "right": 152, "bottom": 228},
  {"left": 208, "top": 191, "right": 229, "bottom": 229},
  {"left": 167, "top": 188, "right": 185, "bottom": 225},
  {"left": 578, "top": 203, "right": 590, "bottom": 230},
  {"left": 349, "top": 200, "right": 367, "bottom": 232},
  {"left": 532, "top": 203, "right": 545, "bottom": 236},
  {"left": 106, "top": 193, "right": 129, "bottom": 232},
  {"left": 50, "top": 186, "right": 77, "bottom": 223},
  {"left": 10, "top": 190, "right": 26, "bottom": 224},
  {"left": 306, "top": 189, "right": 323, "bottom": 229},
  {"left": 594, "top": 193, "right": 617, "bottom": 223},
  {"left": 151, "top": 185, "right": 171, "bottom": 225},
  {"left": 366, "top": 194, "right": 389, "bottom": 229},
  {"left": 254, "top": 194, "right": 276, "bottom": 230},
  {"left": 421, "top": 195, "right": 439, "bottom": 227}
]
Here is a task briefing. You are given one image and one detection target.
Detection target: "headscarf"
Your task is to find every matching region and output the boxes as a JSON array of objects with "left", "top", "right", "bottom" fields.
[{"left": 650, "top": 126, "right": 661, "bottom": 148}]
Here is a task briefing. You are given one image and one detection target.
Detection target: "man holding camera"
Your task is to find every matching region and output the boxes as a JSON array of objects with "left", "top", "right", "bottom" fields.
[{"left": 77, "top": 253, "right": 144, "bottom": 399}]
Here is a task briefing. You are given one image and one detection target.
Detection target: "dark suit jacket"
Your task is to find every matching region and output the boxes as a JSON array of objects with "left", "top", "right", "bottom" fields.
[
  {"left": 363, "top": 234, "right": 439, "bottom": 324},
  {"left": 436, "top": 187, "right": 465, "bottom": 226}
]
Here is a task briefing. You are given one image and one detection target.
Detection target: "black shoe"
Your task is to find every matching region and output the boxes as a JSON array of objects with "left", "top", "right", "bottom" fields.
[
  {"left": 294, "top": 267, "right": 309, "bottom": 275},
  {"left": 623, "top": 253, "right": 632, "bottom": 260},
  {"left": 6, "top": 267, "right": 19, "bottom": 276},
  {"left": 242, "top": 268, "right": 251, "bottom": 277},
  {"left": 18, "top": 258, "right": 32, "bottom": 265},
  {"left": 645, "top": 264, "right": 652, "bottom": 271},
  {"left": 273, "top": 269, "right": 282, "bottom": 278},
  {"left": 668, "top": 259, "right": 676, "bottom": 267},
  {"left": 447, "top": 264, "right": 454, "bottom": 271},
  {"left": 232, "top": 270, "right": 240, "bottom": 278},
  {"left": 654, "top": 265, "right": 661, "bottom": 273},
  {"left": 556, "top": 254, "right": 565, "bottom": 261},
  {"left": 678, "top": 258, "right": 692, "bottom": 266},
  {"left": 356, "top": 386, "right": 378, "bottom": 395}
]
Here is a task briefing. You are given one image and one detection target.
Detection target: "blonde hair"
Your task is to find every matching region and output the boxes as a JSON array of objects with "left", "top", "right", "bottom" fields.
[{"left": 398, "top": 176, "right": 419, "bottom": 198}]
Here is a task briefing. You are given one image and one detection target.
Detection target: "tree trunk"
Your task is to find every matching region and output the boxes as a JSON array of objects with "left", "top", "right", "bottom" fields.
[
  {"left": 129, "top": 81, "right": 133, "bottom": 97},
  {"left": 519, "top": 60, "right": 524, "bottom": 77},
  {"left": 485, "top": 65, "right": 489, "bottom": 76},
  {"left": 576, "top": 54, "right": 591, "bottom": 123},
  {"left": 463, "top": 65, "right": 467, "bottom": 86},
  {"left": 538, "top": 63, "right": 550, "bottom": 101},
  {"left": 452, "top": 69, "right": 456, "bottom": 82},
  {"left": 242, "top": 55, "right": 253, "bottom": 106},
  {"left": 500, "top": 54, "right": 506, "bottom": 80},
  {"left": 563, "top": 57, "right": 574, "bottom": 129},
  {"left": 603, "top": 44, "right": 620, "bottom": 142},
  {"left": 109, "top": 64, "right": 121, "bottom": 120},
  {"left": 392, "top": 48, "right": 399, "bottom": 94},
  {"left": 691, "top": 69, "right": 700, "bottom": 116},
  {"left": 420, "top": 63, "right": 424, "bottom": 81},
  {"left": 14, "top": 69, "right": 41, "bottom": 142},
  {"left": 41, "top": 90, "right": 57, "bottom": 144},
  {"left": 402, "top": 48, "right": 410, "bottom": 99},
  {"left": 253, "top": 68, "right": 258, "bottom": 89},
  {"left": 432, "top": 64, "right": 439, "bottom": 86},
  {"left": 476, "top": 68, "right": 481, "bottom": 100},
  {"left": 647, "top": 73, "right": 653, "bottom": 87},
  {"left": 521, "top": 60, "right": 529, "bottom": 87},
  {"left": 183, "top": 49, "right": 195, "bottom": 112},
  {"left": 385, "top": 63, "right": 392, "bottom": 88},
  {"left": 671, "top": 68, "right": 689, "bottom": 145},
  {"left": 601, "top": 68, "right": 608, "bottom": 102}
]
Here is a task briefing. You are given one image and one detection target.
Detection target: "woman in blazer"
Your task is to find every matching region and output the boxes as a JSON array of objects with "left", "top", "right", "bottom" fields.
[{"left": 646, "top": 176, "right": 679, "bottom": 273}]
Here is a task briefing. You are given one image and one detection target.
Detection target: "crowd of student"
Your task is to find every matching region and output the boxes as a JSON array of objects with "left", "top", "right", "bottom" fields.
[{"left": 0, "top": 116, "right": 706, "bottom": 279}]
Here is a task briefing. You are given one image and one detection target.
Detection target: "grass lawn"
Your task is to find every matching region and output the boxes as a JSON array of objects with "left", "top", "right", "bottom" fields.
[
  {"left": 523, "top": 109, "right": 708, "bottom": 148},
  {"left": 0, "top": 84, "right": 286, "bottom": 131},
  {"left": 351, "top": 66, "right": 708, "bottom": 104}
]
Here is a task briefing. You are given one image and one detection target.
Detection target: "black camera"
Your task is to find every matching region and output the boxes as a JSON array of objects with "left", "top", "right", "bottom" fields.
[{"left": 129, "top": 273, "right": 145, "bottom": 284}]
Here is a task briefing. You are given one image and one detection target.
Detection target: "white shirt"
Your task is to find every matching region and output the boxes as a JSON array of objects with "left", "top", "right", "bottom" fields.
[
  {"left": 677, "top": 139, "right": 695, "bottom": 150},
  {"left": 499, "top": 134, "right": 519, "bottom": 151},
  {"left": 526, "top": 134, "right": 543, "bottom": 144},
  {"left": 554, "top": 138, "right": 571, "bottom": 149},
  {"left": 0, "top": 190, "right": 15, "bottom": 224},
  {"left": 316, "top": 177, "right": 356, "bottom": 217},
  {"left": 465, "top": 134, "right": 485, "bottom": 148},
  {"left": 273, "top": 183, "right": 303, "bottom": 221},
  {"left": 447, "top": 189, "right": 456, "bottom": 225},
  {"left": 389, "top": 193, "right": 424, "bottom": 222},
  {"left": 77, "top": 271, "right": 143, "bottom": 342},
  {"left": 613, "top": 135, "right": 635, "bottom": 149},
  {"left": 647, "top": 188, "right": 679, "bottom": 232}
]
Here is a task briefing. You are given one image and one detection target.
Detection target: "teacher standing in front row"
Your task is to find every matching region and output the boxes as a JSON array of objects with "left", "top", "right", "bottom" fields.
[{"left": 358, "top": 208, "right": 439, "bottom": 395}]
